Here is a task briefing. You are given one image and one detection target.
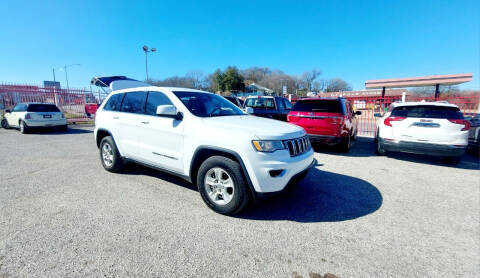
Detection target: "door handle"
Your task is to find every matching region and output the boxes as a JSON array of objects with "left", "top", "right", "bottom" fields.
[
  {"left": 141, "top": 121, "right": 150, "bottom": 124},
  {"left": 113, "top": 116, "right": 119, "bottom": 119}
]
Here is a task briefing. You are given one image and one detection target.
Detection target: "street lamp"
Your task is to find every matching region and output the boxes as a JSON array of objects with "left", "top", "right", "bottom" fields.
[
  {"left": 142, "top": 45, "right": 156, "bottom": 81},
  {"left": 59, "top": 64, "right": 81, "bottom": 91}
]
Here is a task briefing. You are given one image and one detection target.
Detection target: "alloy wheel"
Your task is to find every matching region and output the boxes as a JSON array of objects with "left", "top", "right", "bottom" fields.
[{"left": 204, "top": 167, "right": 235, "bottom": 206}]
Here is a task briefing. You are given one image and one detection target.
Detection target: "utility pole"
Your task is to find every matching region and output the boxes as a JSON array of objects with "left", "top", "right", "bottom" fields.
[
  {"left": 142, "top": 45, "right": 156, "bottom": 81},
  {"left": 61, "top": 64, "right": 80, "bottom": 91},
  {"left": 52, "top": 68, "right": 56, "bottom": 82}
]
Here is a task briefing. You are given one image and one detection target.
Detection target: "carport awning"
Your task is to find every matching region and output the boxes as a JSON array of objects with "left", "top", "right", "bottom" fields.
[
  {"left": 365, "top": 73, "right": 473, "bottom": 89},
  {"left": 90, "top": 76, "right": 138, "bottom": 87}
]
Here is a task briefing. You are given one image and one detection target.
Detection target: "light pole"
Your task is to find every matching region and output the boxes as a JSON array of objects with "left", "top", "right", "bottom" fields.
[
  {"left": 60, "top": 64, "right": 80, "bottom": 91},
  {"left": 142, "top": 45, "right": 156, "bottom": 81}
]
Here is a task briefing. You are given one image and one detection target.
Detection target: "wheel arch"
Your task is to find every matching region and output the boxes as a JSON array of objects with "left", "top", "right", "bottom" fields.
[
  {"left": 190, "top": 146, "right": 257, "bottom": 200},
  {"left": 96, "top": 128, "right": 112, "bottom": 148}
]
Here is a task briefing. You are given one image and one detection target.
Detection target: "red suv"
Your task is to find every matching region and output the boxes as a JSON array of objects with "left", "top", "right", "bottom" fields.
[{"left": 287, "top": 98, "right": 361, "bottom": 151}]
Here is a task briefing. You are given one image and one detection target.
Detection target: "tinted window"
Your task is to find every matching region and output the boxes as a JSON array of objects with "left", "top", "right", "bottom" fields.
[
  {"left": 145, "top": 91, "right": 173, "bottom": 115},
  {"left": 121, "top": 92, "right": 147, "bottom": 114},
  {"left": 173, "top": 91, "right": 244, "bottom": 117},
  {"left": 103, "top": 93, "right": 124, "bottom": 111},
  {"left": 391, "top": 105, "right": 463, "bottom": 119},
  {"left": 27, "top": 104, "right": 60, "bottom": 112},
  {"left": 224, "top": 96, "right": 239, "bottom": 107},
  {"left": 292, "top": 100, "right": 342, "bottom": 113},
  {"left": 277, "top": 98, "right": 285, "bottom": 110},
  {"left": 284, "top": 99, "right": 292, "bottom": 109},
  {"left": 245, "top": 97, "right": 276, "bottom": 109}
]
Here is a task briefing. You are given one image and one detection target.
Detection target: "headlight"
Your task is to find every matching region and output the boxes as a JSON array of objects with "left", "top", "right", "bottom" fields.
[{"left": 252, "top": 140, "right": 285, "bottom": 152}]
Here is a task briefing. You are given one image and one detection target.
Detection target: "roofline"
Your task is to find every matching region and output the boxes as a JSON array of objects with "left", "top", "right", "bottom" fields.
[{"left": 365, "top": 73, "right": 473, "bottom": 89}]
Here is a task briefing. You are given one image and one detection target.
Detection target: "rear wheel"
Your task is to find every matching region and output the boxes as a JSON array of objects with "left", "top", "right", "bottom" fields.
[
  {"left": 338, "top": 134, "right": 352, "bottom": 152},
  {"left": 1, "top": 118, "right": 9, "bottom": 129},
  {"left": 197, "top": 156, "right": 250, "bottom": 215},
  {"left": 444, "top": 156, "right": 462, "bottom": 165},
  {"left": 60, "top": 124, "right": 68, "bottom": 131},
  {"left": 19, "top": 120, "right": 28, "bottom": 134},
  {"left": 376, "top": 136, "right": 387, "bottom": 155},
  {"left": 99, "top": 136, "right": 124, "bottom": 172}
]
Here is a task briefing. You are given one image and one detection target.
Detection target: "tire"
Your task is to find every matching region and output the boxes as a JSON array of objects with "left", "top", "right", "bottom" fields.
[
  {"left": 338, "top": 134, "right": 352, "bottom": 152},
  {"left": 1, "top": 118, "right": 9, "bottom": 129},
  {"left": 19, "top": 120, "right": 28, "bottom": 134},
  {"left": 444, "top": 156, "right": 461, "bottom": 165},
  {"left": 376, "top": 136, "right": 387, "bottom": 156},
  {"left": 99, "top": 136, "right": 124, "bottom": 173},
  {"left": 60, "top": 124, "right": 68, "bottom": 131},
  {"left": 197, "top": 156, "right": 251, "bottom": 215}
]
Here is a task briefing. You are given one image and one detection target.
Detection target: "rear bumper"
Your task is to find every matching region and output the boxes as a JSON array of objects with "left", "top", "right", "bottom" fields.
[
  {"left": 24, "top": 119, "right": 67, "bottom": 127},
  {"left": 380, "top": 138, "right": 466, "bottom": 157},
  {"left": 308, "top": 134, "right": 342, "bottom": 145}
]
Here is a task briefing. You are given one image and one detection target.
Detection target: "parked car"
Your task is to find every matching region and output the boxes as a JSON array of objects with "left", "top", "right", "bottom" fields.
[
  {"left": 374, "top": 101, "right": 469, "bottom": 163},
  {"left": 85, "top": 103, "right": 99, "bottom": 118},
  {"left": 1, "top": 103, "right": 67, "bottom": 133},
  {"left": 466, "top": 113, "right": 480, "bottom": 153},
  {"left": 244, "top": 96, "right": 292, "bottom": 121},
  {"left": 224, "top": 96, "right": 244, "bottom": 108},
  {"left": 287, "top": 98, "right": 361, "bottom": 152},
  {"left": 93, "top": 76, "right": 314, "bottom": 215}
]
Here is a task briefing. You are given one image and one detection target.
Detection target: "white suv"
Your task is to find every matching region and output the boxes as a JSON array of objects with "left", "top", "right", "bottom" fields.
[
  {"left": 375, "top": 101, "right": 469, "bottom": 163},
  {"left": 1, "top": 103, "right": 67, "bottom": 133},
  {"left": 93, "top": 76, "right": 314, "bottom": 215}
]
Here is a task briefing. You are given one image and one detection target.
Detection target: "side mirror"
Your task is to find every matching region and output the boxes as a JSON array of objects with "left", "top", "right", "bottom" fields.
[
  {"left": 5, "top": 109, "right": 11, "bottom": 113},
  {"left": 245, "top": 107, "right": 254, "bottom": 114},
  {"left": 156, "top": 105, "right": 183, "bottom": 120},
  {"left": 355, "top": 111, "right": 362, "bottom": 116},
  {"left": 374, "top": 113, "right": 383, "bottom": 118}
]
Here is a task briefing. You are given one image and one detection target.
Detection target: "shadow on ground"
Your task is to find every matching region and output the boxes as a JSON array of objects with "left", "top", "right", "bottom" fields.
[
  {"left": 24, "top": 126, "right": 93, "bottom": 135},
  {"left": 315, "top": 136, "right": 480, "bottom": 170},
  {"left": 236, "top": 167, "right": 383, "bottom": 223}
]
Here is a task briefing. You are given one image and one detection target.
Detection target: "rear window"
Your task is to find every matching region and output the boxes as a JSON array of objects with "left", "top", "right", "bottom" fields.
[
  {"left": 27, "top": 104, "right": 60, "bottom": 112},
  {"left": 391, "top": 105, "right": 463, "bottom": 119},
  {"left": 292, "top": 100, "right": 342, "bottom": 113},
  {"left": 245, "top": 97, "right": 275, "bottom": 109}
]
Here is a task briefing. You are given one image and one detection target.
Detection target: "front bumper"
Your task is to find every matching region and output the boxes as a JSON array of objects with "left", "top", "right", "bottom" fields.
[
  {"left": 244, "top": 147, "right": 315, "bottom": 193},
  {"left": 380, "top": 138, "right": 466, "bottom": 157}
]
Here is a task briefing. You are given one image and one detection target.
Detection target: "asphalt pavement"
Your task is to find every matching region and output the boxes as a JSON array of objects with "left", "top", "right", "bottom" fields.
[{"left": 0, "top": 126, "right": 478, "bottom": 277}]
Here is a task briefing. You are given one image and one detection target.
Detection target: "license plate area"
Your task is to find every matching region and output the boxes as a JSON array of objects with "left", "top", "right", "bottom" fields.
[
  {"left": 412, "top": 122, "right": 440, "bottom": 128},
  {"left": 43, "top": 115, "right": 52, "bottom": 118}
]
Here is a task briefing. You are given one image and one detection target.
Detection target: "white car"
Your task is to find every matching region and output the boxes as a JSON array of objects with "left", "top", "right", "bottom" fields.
[
  {"left": 1, "top": 103, "right": 67, "bottom": 133},
  {"left": 92, "top": 76, "right": 314, "bottom": 215},
  {"left": 374, "top": 101, "right": 469, "bottom": 162}
]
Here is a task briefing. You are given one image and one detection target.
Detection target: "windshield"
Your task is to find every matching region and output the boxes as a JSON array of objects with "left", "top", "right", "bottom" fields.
[
  {"left": 292, "top": 100, "right": 342, "bottom": 113},
  {"left": 245, "top": 97, "right": 276, "bottom": 109},
  {"left": 173, "top": 91, "right": 244, "bottom": 117},
  {"left": 27, "top": 104, "right": 60, "bottom": 112},
  {"left": 391, "top": 105, "right": 463, "bottom": 119}
]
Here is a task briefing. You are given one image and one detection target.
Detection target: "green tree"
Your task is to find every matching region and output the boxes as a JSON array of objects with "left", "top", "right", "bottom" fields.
[{"left": 222, "top": 67, "right": 245, "bottom": 92}]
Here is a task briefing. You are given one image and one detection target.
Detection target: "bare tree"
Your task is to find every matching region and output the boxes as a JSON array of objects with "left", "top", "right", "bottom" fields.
[
  {"left": 324, "top": 78, "right": 352, "bottom": 92},
  {"left": 300, "top": 69, "right": 321, "bottom": 91},
  {"left": 185, "top": 70, "right": 205, "bottom": 89}
]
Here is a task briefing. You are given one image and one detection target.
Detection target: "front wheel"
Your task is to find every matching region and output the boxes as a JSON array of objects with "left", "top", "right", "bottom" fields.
[
  {"left": 376, "top": 137, "right": 387, "bottom": 155},
  {"left": 1, "top": 118, "right": 9, "bottom": 129},
  {"left": 99, "top": 136, "right": 124, "bottom": 172},
  {"left": 197, "top": 156, "right": 250, "bottom": 215}
]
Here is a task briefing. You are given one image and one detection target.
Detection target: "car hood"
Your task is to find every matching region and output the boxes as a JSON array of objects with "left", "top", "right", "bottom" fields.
[{"left": 201, "top": 115, "right": 305, "bottom": 140}]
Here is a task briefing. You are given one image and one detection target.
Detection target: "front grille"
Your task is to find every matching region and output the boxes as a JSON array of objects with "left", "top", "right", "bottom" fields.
[{"left": 283, "top": 136, "right": 311, "bottom": 157}]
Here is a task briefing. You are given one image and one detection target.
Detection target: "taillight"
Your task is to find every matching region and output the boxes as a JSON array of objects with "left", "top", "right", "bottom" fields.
[
  {"left": 25, "top": 113, "right": 31, "bottom": 119},
  {"left": 61, "top": 113, "right": 65, "bottom": 118},
  {"left": 448, "top": 119, "right": 470, "bottom": 131},
  {"left": 287, "top": 113, "right": 300, "bottom": 122},
  {"left": 384, "top": 117, "right": 406, "bottom": 127},
  {"left": 327, "top": 116, "right": 344, "bottom": 125}
]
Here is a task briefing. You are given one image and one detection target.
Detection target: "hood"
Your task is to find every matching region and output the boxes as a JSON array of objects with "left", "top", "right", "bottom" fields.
[{"left": 201, "top": 115, "right": 305, "bottom": 140}]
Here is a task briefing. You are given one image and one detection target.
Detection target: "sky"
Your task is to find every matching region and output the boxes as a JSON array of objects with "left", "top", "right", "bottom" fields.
[{"left": 0, "top": 0, "right": 478, "bottom": 91}]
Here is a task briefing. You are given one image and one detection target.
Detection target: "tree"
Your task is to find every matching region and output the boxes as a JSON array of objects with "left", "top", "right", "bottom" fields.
[
  {"left": 221, "top": 67, "right": 245, "bottom": 92},
  {"left": 300, "top": 69, "right": 321, "bottom": 91},
  {"left": 185, "top": 70, "right": 205, "bottom": 90},
  {"left": 209, "top": 69, "right": 224, "bottom": 92},
  {"left": 324, "top": 78, "right": 352, "bottom": 92}
]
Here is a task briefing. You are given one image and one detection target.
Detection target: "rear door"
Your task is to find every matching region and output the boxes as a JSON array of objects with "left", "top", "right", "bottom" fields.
[
  {"left": 391, "top": 105, "right": 466, "bottom": 143},
  {"left": 117, "top": 91, "right": 148, "bottom": 159}
]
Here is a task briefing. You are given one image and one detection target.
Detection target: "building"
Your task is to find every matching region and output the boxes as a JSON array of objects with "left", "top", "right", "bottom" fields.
[{"left": 233, "top": 83, "right": 274, "bottom": 97}]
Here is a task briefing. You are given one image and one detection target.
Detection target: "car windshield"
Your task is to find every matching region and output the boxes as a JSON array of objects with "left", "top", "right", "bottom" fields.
[
  {"left": 27, "top": 104, "right": 60, "bottom": 112},
  {"left": 244, "top": 97, "right": 275, "bottom": 109},
  {"left": 391, "top": 105, "right": 463, "bottom": 119},
  {"left": 292, "top": 100, "right": 342, "bottom": 113},
  {"left": 173, "top": 91, "right": 244, "bottom": 117}
]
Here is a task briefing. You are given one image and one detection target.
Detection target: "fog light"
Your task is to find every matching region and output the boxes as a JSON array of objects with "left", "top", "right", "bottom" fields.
[{"left": 269, "top": 169, "right": 285, "bottom": 177}]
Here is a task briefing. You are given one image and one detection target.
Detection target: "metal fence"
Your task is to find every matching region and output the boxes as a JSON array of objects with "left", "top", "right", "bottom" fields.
[
  {"left": 347, "top": 95, "right": 480, "bottom": 137},
  {"left": 0, "top": 83, "right": 108, "bottom": 123}
]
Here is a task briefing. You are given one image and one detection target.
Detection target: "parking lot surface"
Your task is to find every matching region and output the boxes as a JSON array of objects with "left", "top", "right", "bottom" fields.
[{"left": 0, "top": 126, "right": 479, "bottom": 277}]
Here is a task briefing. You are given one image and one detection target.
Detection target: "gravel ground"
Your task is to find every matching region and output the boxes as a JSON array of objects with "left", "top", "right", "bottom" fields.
[{"left": 0, "top": 126, "right": 479, "bottom": 278}]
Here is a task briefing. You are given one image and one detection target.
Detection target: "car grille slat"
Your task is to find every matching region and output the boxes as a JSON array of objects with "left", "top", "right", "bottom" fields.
[{"left": 283, "top": 136, "right": 310, "bottom": 157}]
